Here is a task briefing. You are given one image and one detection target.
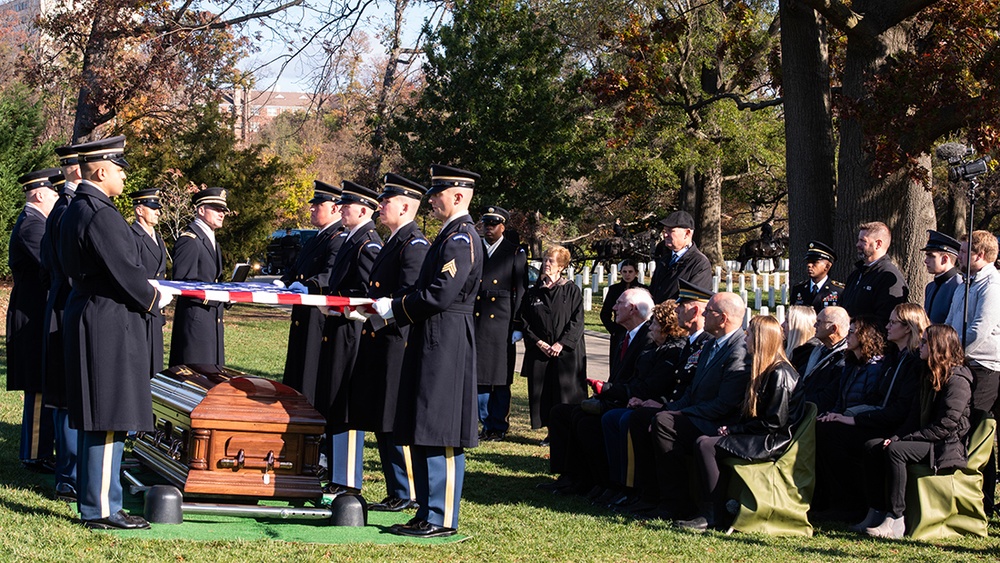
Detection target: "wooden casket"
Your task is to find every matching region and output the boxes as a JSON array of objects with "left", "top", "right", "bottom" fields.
[{"left": 131, "top": 364, "right": 325, "bottom": 498}]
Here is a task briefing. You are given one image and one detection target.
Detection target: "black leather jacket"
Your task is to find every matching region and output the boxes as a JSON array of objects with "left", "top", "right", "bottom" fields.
[{"left": 716, "top": 361, "right": 803, "bottom": 462}]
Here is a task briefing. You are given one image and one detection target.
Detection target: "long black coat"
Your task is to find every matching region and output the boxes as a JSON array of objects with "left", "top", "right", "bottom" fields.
[
  {"left": 280, "top": 222, "right": 345, "bottom": 402},
  {"left": 350, "top": 221, "right": 429, "bottom": 432},
  {"left": 518, "top": 278, "right": 587, "bottom": 429},
  {"left": 318, "top": 222, "right": 382, "bottom": 429},
  {"left": 131, "top": 222, "right": 167, "bottom": 376},
  {"left": 41, "top": 187, "right": 74, "bottom": 406},
  {"left": 392, "top": 215, "right": 483, "bottom": 448},
  {"left": 648, "top": 243, "right": 712, "bottom": 304},
  {"left": 668, "top": 328, "right": 750, "bottom": 435},
  {"left": 6, "top": 205, "right": 49, "bottom": 392},
  {"left": 169, "top": 223, "right": 224, "bottom": 367},
  {"left": 474, "top": 236, "right": 527, "bottom": 387},
  {"left": 59, "top": 181, "right": 161, "bottom": 431},
  {"left": 839, "top": 255, "right": 908, "bottom": 326},
  {"left": 717, "top": 361, "right": 803, "bottom": 462}
]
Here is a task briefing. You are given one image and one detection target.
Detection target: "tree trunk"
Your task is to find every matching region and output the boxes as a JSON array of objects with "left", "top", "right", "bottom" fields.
[
  {"left": 72, "top": 14, "right": 111, "bottom": 142},
  {"left": 679, "top": 163, "right": 697, "bottom": 214},
  {"left": 695, "top": 159, "right": 723, "bottom": 267},
  {"left": 780, "top": 0, "right": 836, "bottom": 286}
]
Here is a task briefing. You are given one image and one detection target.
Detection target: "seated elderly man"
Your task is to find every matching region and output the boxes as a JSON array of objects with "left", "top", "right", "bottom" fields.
[{"left": 537, "top": 288, "right": 656, "bottom": 496}]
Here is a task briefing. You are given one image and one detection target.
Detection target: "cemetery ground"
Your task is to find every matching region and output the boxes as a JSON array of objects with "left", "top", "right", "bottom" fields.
[{"left": 0, "top": 285, "right": 999, "bottom": 561}]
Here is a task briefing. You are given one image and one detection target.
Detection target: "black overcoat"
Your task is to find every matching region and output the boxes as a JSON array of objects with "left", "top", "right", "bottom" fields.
[
  {"left": 59, "top": 181, "right": 161, "bottom": 431},
  {"left": 131, "top": 222, "right": 167, "bottom": 376},
  {"left": 41, "top": 188, "right": 74, "bottom": 406},
  {"left": 349, "top": 221, "right": 429, "bottom": 432},
  {"left": 169, "top": 223, "right": 224, "bottom": 367},
  {"left": 474, "top": 236, "right": 527, "bottom": 387},
  {"left": 839, "top": 255, "right": 908, "bottom": 326},
  {"left": 717, "top": 361, "right": 803, "bottom": 462},
  {"left": 392, "top": 215, "right": 482, "bottom": 448},
  {"left": 6, "top": 205, "right": 48, "bottom": 392},
  {"left": 280, "top": 222, "right": 345, "bottom": 402},
  {"left": 648, "top": 243, "right": 712, "bottom": 304}
]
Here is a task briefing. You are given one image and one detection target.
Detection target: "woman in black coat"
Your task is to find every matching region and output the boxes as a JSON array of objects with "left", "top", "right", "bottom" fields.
[
  {"left": 858, "top": 323, "right": 972, "bottom": 539},
  {"left": 518, "top": 245, "right": 587, "bottom": 430},
  {"left": 677, "top": 315, "right": 802, "bottom": 531}
]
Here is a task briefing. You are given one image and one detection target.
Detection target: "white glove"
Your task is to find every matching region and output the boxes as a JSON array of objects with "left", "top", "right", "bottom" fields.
[
  {"left": 344, "top": 306, "right": 369, "bottom": 322},
  {"left": 373, "top": 297, "right": 394, "bottom": 319},
  {"left": 319, "top": 306, "right": 342, "bottom": 316},
  {"left": 149, "top": 280, "right": 175, "bottom": 309},
  {"left": 288, "top": 281, "right": 308, "bottom": 294},
  {"left": 511, "top": 330, "right": 524, "bottom": 344},
  {"left": 272, "top": 279, "right": 286, "bottom": 288}
]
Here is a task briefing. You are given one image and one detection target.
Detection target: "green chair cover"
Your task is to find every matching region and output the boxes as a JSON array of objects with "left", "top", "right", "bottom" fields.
[
  {"left": 904, "top": 409, "right": 994, "bottom": 540},
  {"left": 723, "top": 402, "right": 817, "bottom": 537}
]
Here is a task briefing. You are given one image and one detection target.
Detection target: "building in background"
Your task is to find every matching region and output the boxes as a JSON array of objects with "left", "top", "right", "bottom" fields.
[{"left": 220, "top": 87, "right": 330, "bottom": 141}]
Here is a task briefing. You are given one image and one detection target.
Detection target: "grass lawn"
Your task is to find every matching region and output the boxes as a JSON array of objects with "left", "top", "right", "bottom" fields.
[{"left": 1, "top": 289, "right": 999, "bottom": 561}]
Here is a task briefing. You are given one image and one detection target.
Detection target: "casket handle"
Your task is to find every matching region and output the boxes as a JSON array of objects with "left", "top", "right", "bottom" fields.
[
  {"left": 236, "top": 449, "right": 245, "bottom": 469},
  {"left": 266, "top": 451, "right": 275, "bottom": 472}
]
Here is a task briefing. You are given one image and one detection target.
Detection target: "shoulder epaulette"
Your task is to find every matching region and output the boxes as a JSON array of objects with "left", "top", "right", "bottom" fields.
[
  {"left": 180, "top": 231, "right": 197, "bottom": 239},
  {"left": 831, "top": 281, "right": 845, "bottom": 288}
]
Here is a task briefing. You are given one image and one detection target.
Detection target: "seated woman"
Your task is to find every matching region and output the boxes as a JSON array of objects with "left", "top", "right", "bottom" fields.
[
  {"left": 784, "top": 305, "right": 818, "bottom": 373},
  {"left": 859, "top": 324, "right": 972, "bottom": 538},
  {"left": 815, "top": 305, "right": 928, "bottom": 517},
  {"left": 676, "top": 315, "right": 802, "bottom": 531}
]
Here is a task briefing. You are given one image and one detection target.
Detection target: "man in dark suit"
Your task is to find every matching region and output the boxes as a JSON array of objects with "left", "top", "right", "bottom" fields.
[
  {"left": 276, "top": 180, "right": 345, "bottom": 405},
  {"left": 838, "top": 221, "right": 908, "bottom": 327},
  {"left": 372, "top": 164, "right": 483, "bottom": 538},
  {"left": 796, "top": 305, "right": 850, "bottom": 414},
  {"left": 169, "top": 187, "right": 228, "bottom": 367},
  {"left": 7, "top": 168, "right": 60, "bottom": 473},
  {"left": 349, "top": 173, "right": 429, "bottom": 512},
  {"left": 474, "top": 205, "right": 527, "bottom": 442},
  {"left": 318, "top": 181, "right": 382, "bottom": 497},
  {"left": 789, "top": 241, "right": 843, "bottom": 313},
  {"left": 129, "top": 189, "right": 167, "bottom": 376},
  {"left": 648, "top": 210, "right": 712, "bottom": 304},
  {"left": 920, "top": 230, "right": 962, "bottom": 324},
  {"left": 649, "top": 291, "right": 749, "bottom": 523},
  {"left": 41, "top": 147, "right": 82, "bottom": 502},
  {"left": 60, "top": 135, "right": 170, "bottom": 529}
]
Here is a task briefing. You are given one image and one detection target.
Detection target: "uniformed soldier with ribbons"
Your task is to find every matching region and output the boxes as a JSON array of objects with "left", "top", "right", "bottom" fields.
[
  {"left": 276, "top": 180, "right": 346, "bottom": 404},
  {"left": 59, "top": 135, "right": 172, "bottom": 529},
  {"left": 317, "top": 181, "right": 382, "bottom": 497},
  {"left": 129, "top": 188, "right": 168, "bottom": 375},
  {"left": 348, "top": 173, "right": 430, "bottom": 512},
  {"left": 789, "top": 241, "right": 843, "bottom": 314},
  {"left": 7, "top": 167, "right": 60, "bottom": 473},
  {"left": 372, "top": 164, "right": 483, "bottom": 538},
  {"left": 474, "top": 205, "right": 527, "bottom": 442},
  {"left": 169, "top": 187, "right": 228, "bottom": 367}
]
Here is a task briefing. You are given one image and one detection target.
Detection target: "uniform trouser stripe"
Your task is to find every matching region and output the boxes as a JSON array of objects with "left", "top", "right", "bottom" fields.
[
  {"left": 330, "top": 430, "right": 364, "bottom": 489},
  {"left": 99, "top": 431, "right": 114, "bottom": 518},
  {"left": 443, "top": 447, "right": 456, "bottom": 528},
  {"left": 30, "top": 394, "right": 43, "bottom": 459},
  {"left": 346, "top": 431, "right": 358, "bottom": 489},
  {"left": 402, "top": 445, "right": 415, "bottom": 501}
]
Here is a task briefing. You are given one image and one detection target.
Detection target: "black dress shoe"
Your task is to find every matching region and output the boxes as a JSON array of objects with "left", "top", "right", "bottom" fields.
[
  {"left": 22, "top": 459, "right": 56, "bottom": 474},
  {"left": 83, "top": 510, "right": 150, "bottom": 530},
  {"left": 322, "top": 484, "right": 361, "bottom": 497},
  {"left": 54, "top": 485, "right": 78, "bottom": 503},
  {"left": 389, "top": 516, "right": 422, "bottom": 533},
  {"left": 370, "top": 496, "right": 418, "bottom": 512},
  {"left": 674, "top": 515, "right": 711, "bottom": 532},
  {"left": 391, "top": 518, "right": 457, "bottom": 538},
  {"left": 483, "top": 430, "right": 506, "bottom": 442}
]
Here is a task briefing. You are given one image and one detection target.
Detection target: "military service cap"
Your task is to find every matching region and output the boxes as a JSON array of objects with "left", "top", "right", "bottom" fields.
[
  {"left": 677, "top": 279, "right": 714, "bottom": 303},
  {"left": 309, "top": 180, "right": 342, "bottom": 204},
  {"left": 75, "top": 135, "right": 129, "bottom": 169},
  {"left": 920, "top": 230, "right": 960, "bottom": 256},
  {"left": 380, "top": 173, "right": 427, "bottom": 200},
  {"left": 481, "top": 206, "right": 509, "bottom": 225},
  {"left": 49, "top": 172, "right": 66, "bottom": 190},
  {"left": 427, "top": 164, "right": 479, "bottom": 195},
  {"left": 131, "top": 188, "right": 162, "bottom": 209},
  {"left": 337, "top": 181, "right": 379, "bottom": 209},
  {"left": 193, "top": 187, "right": 229, "bottom": 211},
  {"left": 54, "top": 145, "right": 79, "bottom": 166},
  {"left": 805, "top": 241, "right": 836, "bottom": 263},
  {"left": 18, "top": 167, "right": 60, "bottom": 193}
]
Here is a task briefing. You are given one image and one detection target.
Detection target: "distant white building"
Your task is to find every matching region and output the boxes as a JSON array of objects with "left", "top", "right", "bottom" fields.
[{"left": 220, "top": 87, "right": 331, "bottom": 141}]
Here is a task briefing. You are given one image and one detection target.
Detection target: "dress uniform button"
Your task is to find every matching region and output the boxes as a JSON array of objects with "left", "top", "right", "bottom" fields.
[
  {"left": 295, "top": 321, "right": 299, "bottom": 326},
  {"left": 323, "top": 337, "right": 328, "bottom": 342},
  {"left": 375, "top": 281, "right": 380, "bottom": 288},
  {"left": 491, "top": 297, "right": 496, "bottom": 302},
  {"left": 476, "top": 296, "right": 480, "bottom": 300},
  {"left": 362, "top": 329, "right": 367, "bottom": 335},
  {"left": 493, "top": 279, "right": 498, "bottom": 284},
  {"left": 490, "top": 314, "right": 495, "bottom": 319},
  {"left": 475, "top": 312, "right": 480, "bottom": 317}
]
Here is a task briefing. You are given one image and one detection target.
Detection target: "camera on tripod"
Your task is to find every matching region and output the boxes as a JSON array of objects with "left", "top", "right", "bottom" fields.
[{"left": 948, "top": 153, "right": 992, "bottom": 182}]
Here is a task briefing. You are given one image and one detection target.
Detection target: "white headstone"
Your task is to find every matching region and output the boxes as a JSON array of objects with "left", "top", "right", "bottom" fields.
[
  {"left": 760, "top": 305, "right": 769, "bottom": 317},
  {"left": 568, "top": 266, "right": 575, "bottom": 280},
  {"left": 768, "top": 287, "right": 775, "bottom": 309},
  {"left": 743, "top": 308, "right": 752, "bottom": 329},
  {"left": 610, "top": 264, "right": 619, "bottom": 284},
  {"left": 712, "top": 275, "right": 719, "bottom": 293},
  {"left": 775, "top": 305, "right": 786, "bottom": 324},
  {"left": 592, "top": 273, "right": 601, "bottom": 291},
  {"left": 583, "top": 287, "right": 593, "bottom": 311},
  {"left": 603, "top": 286, "right": 609, "bottom": 300},
  {"left": 575, "top": 274, "right": 583, "bottom": 289},
  {"left": 754, "top": 288, "right": 762, "bottom": 311},
  {"left": 583, "top": 265, "right": 591, "bottom": 283},
  {"left": 727, "top": 271, "right": 733, "bottom": 292}
]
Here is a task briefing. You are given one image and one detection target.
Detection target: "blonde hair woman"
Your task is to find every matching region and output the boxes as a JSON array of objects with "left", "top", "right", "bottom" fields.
[{"left": 783, "top": 305, "right": 817, "bottom": 370}]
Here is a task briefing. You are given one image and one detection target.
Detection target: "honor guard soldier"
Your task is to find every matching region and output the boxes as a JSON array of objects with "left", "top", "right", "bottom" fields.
[
  {"left": 59, "top": 135, "right": 172, "bottom": 529},
  {"left": 921, "top": 230, "right": 962, "bottom": 323},
  {"left": 648, "top": 210, "right": 712, "bottom": 304},
  {"left": 372, "top": 164, "right": 483, "bottom": 538},
  {"left": 41, "top": 146, "right": 83, "bottom": 501},
  {"left": 475, "top": 205, "right": 527, "bottom": 442},
  {"left": 789, "top": 241, "right": 843, "bottom": 313},
  {"left": 129, "top": 188, "right": 168, "bottom": 375},
  {"left": 169, "top": 187, "right": 228, "bottom": 367},
  {"left": 8, "top": 168, "right": 60, "bottom": 473},
  {"left": 317, "top": 181, "right": 382, "bottom": 497},
  {"left": 348, "top": 173, "right": 430, "bottom": 512},
  {"left": 276, "top": 180, "right": 346, "bottom": 404}
]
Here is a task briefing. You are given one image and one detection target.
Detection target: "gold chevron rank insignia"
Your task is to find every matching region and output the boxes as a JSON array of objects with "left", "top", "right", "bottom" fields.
[{"left": 442, "top": 259, "right": 457, "bottom": 278}]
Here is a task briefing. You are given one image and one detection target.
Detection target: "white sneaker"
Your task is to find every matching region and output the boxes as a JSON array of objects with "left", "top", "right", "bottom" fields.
[
  {"left": 849, "top": 508, "right": 884, "bottom": 533},
  {"left": 865, "top": 514, "right": 905, "bottom": 539}
]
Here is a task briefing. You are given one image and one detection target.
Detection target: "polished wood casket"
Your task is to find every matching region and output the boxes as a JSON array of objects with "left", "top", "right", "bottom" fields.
[{"left": 131, "top": 365, "right": 325, "bottom": 498}]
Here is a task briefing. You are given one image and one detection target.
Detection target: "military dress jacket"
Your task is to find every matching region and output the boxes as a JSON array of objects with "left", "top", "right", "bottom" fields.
[
  {"left": 350, "top": 221, "right": 429, "bottom": 432},
  {"left": 169, "top": 222, "right": 224, "bottom": 367},
  {"left": 790, "top": 279, "right": 843, "bottom": 314},
  {"left": 59, "top": 181, "right": 161, "bottom": 431},
  {"left": 6, "top": 205, "right": 49, "bottom": 392},
  {"left": 317, "top": 222, "right": 382, "bottom": 427},
  {"left": 667, "top": 328, "right": 751, "bottom": 435},
  {"left": 131, "top": 222, "right": 167, "bottom": 375},
  {"left": 924, "top": 267, "right": 962, "bottom": 324},
  {"left": 474, "top": 236, "right": 527, "bottom": 387},
  {"left": 392, "top": 214, "right": 483, "bottom": 448},
  {"left": 40, "top": 187, "right": 74, "bottom": 406},
  {"left": 648, "top": 243, "right": 713, "bottom": 304},
  {"left": 280, "top": 222, "right": 345, "bottom": 404},
  {"left": 839, "top": 255, "right": 908, "bottom": 326}
]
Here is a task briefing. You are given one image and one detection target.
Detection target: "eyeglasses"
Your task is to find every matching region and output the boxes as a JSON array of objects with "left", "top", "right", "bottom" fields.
[
  {"left": 887, "top": 318, "right": 903, "bottom": 326},
  {"left": 705, "top": 307, "right": 723, "bottom": 316}
]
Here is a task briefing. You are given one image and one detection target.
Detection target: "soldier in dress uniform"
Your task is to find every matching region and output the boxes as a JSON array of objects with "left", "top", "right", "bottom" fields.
[
  {"left": 276, "top": 180, "right": 346, "bottom": 404},
  {"left": 317, "top": 181, "right": 382, "bottom": 497},
  {"left": 372, "top": 164, "right": 483, "bottom": 538},
  {"left": 59, "top": 135, "right": 170, "bottom": 529},
  {"left": 7, "top": 168, "right": 60, "bottom": 473},
  {"left": 920, "top": 230, "right": 962, "bottom": 324},
  {"left": 348, "top": 173, "right": 430, "bottom": 512},
  {"left": 41, "top": 147, "right": 83, "bottom": 501},
  {"left": 789, "top": 241, "right": 843, "bottom": 314},
  {"left": 169, "top": 187, "right": 228, "bottom": 367},
  {"left": 129, "top": 188, "right": 168, "bottom": 375},
  {"left": 475, "top": 205, "right": 527, "bottom": 442}
]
